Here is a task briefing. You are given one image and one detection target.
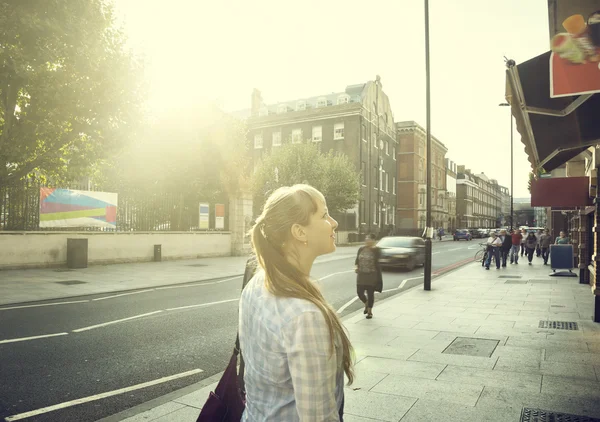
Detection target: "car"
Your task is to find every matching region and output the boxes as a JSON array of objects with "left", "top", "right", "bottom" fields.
[
  {"left": 454, "top": 229, "right": 472, "bottom": 241},
  {"left": 377, "top": 236, "right": 425, "bottom": 271}
]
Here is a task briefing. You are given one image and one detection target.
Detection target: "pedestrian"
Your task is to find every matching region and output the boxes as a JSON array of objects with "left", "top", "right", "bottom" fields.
[
  {"left": 525, "top": 232, "right": 538, "bottom": 265},
  {"left": 535, "top": 229, "right": 542, "bottom": 257},
  {"left": 355, "top": 234, "right": 383, "bottom": 319},
  {"left": 239, "top": 184, "right": 353, "bottom": 421},
  {"left": 500, "top": 229, "right": 512, "bottom": 268},
  {"left": 520, "top": 228, "right": 527, "bottom": 256},
  {"left": 510, "top": 229, "right": 522, "bottom": 264},
  {"left": 485, "top": 231, "right": 502, "bottom": 270},
  {"left": 539, "top": 229, "right": 553, "bottom": 265},
  {"left": 555, "top": 231, "right": 570, "bottom": 245}
]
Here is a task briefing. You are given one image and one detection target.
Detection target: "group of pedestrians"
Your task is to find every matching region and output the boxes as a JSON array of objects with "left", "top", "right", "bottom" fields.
[{"left": 485, "top": 227, "right": 570, "bottom": 269}]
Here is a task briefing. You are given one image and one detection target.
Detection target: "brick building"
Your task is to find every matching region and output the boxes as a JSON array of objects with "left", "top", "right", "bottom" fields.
[
  {"left": 396, "top": 121, "right": 448, "bottom": 235},
  {"left": 243, "top": 76, "right": 397, "bottom": 239},
  {"left": 446, "top": 158, "right": 458, "bottom": 232},
  {"left": 456, "top": 166, "right": 502, "bottom": 228}
]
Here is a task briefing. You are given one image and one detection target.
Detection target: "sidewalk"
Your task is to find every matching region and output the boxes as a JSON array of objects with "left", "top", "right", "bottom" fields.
[
  {"left": 0, "top": 246, "right": 360, "bottom": 306},
  {"left": 101, "top": 257, "right": 600, "bottom": 422}
]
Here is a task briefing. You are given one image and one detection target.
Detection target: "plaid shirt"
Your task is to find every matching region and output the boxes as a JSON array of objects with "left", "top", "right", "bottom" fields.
[{"left": 239, "top": 270, "right": 344, "bottom": 421}]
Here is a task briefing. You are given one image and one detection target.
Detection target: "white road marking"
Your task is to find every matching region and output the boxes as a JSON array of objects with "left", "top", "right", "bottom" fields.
[
  {"left": 0, "top": 332, "right": 69, "bottom": 345},
  {"left": 432, "top": 252, "right": 441, "bottom": 255},
  {"left": 4, "top": 368, "right": 204, "bottom": 421},
  {"left": 336, "top": 297, "right": 358, "bottom": 314},
  {"left": 447, "top": 248, "right": 463, "bottom": 252},
  {"left": 319, "top": 270, "right": 355, "bottom": 281},
  {"left": 382, "top": 275, "right": 425, "bottom": 293},
  {"left": 0, "top": 300, "right": 89, "bottom": 311},
  {"left": 155, "top": 276, "right": 242, "bottom": 290},
  {"left": 72, "top": 311, "right": 163, "bottom": 333},
  {"left": 92, "top": 289, "right": 155, "bottom": 301},
  {"left": 165, "top": 298, "right": 238, "bottom": 312}
]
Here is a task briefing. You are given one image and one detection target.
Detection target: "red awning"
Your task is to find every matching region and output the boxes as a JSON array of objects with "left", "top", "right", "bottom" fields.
[{"left": 531, "top": 176, "right": 592, "bottom": 207}]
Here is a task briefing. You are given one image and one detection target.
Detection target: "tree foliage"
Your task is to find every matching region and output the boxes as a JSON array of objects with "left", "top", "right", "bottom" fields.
[
  {"left": 252, "top": 143, "right": 361, "bottom": 215},
  {"left": 0, "top": 0, "right": 145, "bottom": 185},
  {"left": 527, "top": 168, "right": 546, "bottom": 193}
]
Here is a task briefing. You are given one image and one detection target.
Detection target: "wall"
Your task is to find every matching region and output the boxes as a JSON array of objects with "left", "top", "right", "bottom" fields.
[{"left": 0, "top": 231, "right": 231, "bottom": 269}]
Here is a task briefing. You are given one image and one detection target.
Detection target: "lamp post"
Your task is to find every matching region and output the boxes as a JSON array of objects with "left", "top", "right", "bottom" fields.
[
  {"left": 499, "top": 102, "right": 513, "bottom": 231},
  {"left": 424, "top": 0, "right": 432, "bottom": 291}
]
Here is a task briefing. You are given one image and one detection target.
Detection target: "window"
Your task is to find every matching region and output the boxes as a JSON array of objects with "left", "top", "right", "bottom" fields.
[
  {"left": 393, "top": 146, "right": 397, "bottom": 160},
  {"left": 259, "top": 107, "right": 269, "bottom": 117},
  {"left": 385, "top": 141, "right": 389, "bottom": 155},
  {"left": 360, "top": 161, "right": 366, "bottom": 185},
  {"left": 277, "top": 104, "right": 287, "bottom": 114},
  {"left": 373, "top": 166, "right": 378, "bottom": 189},
  {"left": 361, "top": 123, "right": 367, "bottom": 142},
  {"left": 373, "top": 132, "right": 377, "bottom": 147},
  {"left": 360, "top": 200, "right": 366, "bottom": 223},
  {"left": 419, "top": 142, "right": 424, "bottom": 156},
  {"left": 379, "top": 167, "right": 383, "bottom": 191},
  {"left": 312, "top": 126, "right": 322, "bottom": 142},
  {"left": 379, "top": 139, "right": 384, "bottom": 150},
  {"left": 418, "top": 160, "right": 424, "bottom": 181},
  {"left": 272, "top": 131, "right": 281, "bottom": 147},
  {"left": 334, "top": 122, "right": 344, "bottom": 140},
  {"left": 374, "top": 202, "right": 379, "bottom": 224},
  {"left": 316, "top": 97, "right": 327, "bottom": 108},
  {"left": 296, "top": 101, "right": 306, "bottom": 111},
  {"left": 393, "top": 176, "right": 396, "bottom": 194},
  {"left": 292, "top": 128, "right": 302, "bottom": 144},
  {"left": 254, "top": 133, "right": 263, "bottom": 149},
  {"left": 385, "top": 172, "right": 389, "bottom": 192},
  {"left": 337, "top": 94, "right": 349, "bottom": 105}
]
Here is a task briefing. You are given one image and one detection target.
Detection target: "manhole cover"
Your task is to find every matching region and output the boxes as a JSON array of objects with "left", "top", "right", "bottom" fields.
[
  {"left": 54, "top": 268, "right": 74, "bottom": 273},
  {"left": 55, "top": 280, "right": 87, "bottom": 286},
  {"left": 442, "top": 337, "right": 500, "bottom": 357},
  {"left": 538, "top": 321, "right": 579, "bottom": 330},
  {"left": 505, "top": 280, "right": 528, "bottom": 284},
  {"left": 521, "top": 407, "right": 600, "bottom": 421},
  {"left": 187, "top": 264, "right": 208, "bottom": 267},
  {"left": 498, "top": 275, "right": 522, "bottom": 279}
]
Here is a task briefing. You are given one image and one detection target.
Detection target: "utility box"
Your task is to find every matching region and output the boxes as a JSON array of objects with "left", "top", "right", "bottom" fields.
[
  {"left": 67, "top": 238, "right": 88, "bottom": 269},
  {"left": 154, "top": 244, "right": 162, "bottom": 262}
]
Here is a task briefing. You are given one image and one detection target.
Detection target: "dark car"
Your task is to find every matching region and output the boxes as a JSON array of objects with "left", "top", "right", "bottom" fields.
[
  {"left": 377, "top": 236, "right": 425, "bottom": 271},
  {"left": 454, "top": 229, "right": 472, "bottom": 241}
]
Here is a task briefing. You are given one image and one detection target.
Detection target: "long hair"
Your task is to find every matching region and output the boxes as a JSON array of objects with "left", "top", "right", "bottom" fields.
[{"left": 250, "top": 184, "right": 354, "bottom": 384}]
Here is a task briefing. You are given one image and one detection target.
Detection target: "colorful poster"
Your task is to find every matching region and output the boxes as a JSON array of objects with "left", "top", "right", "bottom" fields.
[
  {"left": 199, "top": 203, "right": 209, "bottom": 229},
  {"left": 215, "top": 204, "right": 225, "bottom": 230},
  {"left": 549, "top": 13, "right": 600, "bottom": 98},
  {"left": 40, "top": 188, "right": 118, "bottom": 228}
]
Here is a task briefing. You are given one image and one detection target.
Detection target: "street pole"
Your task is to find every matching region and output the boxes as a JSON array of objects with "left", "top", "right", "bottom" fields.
[
  {"left": 499, "top": 101, "right": 513, "bottom": 231},
  {"left": 424, "top": 0, "right": 432, "bottom": 291}
]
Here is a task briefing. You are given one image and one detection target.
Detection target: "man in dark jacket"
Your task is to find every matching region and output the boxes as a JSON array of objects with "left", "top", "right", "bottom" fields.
[{"left": 500, "top": 229, "right": 512, "bottom": 268}]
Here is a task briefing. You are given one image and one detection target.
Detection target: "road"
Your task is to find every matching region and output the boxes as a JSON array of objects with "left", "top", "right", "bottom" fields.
[{"left": 0, "top": 240, "right": 478, "bottom": 422}]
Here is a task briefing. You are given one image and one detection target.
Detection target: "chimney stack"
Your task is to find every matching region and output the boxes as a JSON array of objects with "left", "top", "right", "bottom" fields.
[{"left": 251, "top": 88, "right": 263, "bottom": 117}]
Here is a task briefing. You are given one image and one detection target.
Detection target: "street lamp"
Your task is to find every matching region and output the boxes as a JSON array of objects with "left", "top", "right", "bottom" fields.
[
  {"left": 424, "top": 0, "right": 432, "bottom": 291},
  {"left": 499, "top": 102, "right": 513, "bottom": 232}
]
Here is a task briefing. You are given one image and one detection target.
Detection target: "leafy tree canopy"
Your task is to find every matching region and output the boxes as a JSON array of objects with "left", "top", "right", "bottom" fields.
[
  {"left": 252, "top": 143, "right": 361, "bottom": 216},
  {"left": 0, "top": 0, "right": 145, "bottom": 185}
]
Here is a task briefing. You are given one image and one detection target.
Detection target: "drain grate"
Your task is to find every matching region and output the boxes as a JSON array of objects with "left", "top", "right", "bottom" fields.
[
  {"left": 55, "top": 280, "right": 87, "bottom": 285},
  {"left": 505, "top": 280, "right": 528, "bottom": 284},
  {"left": 521, "top": 407, "right": 600, "bottom": 421},
  {"left": 498, "top": 275, "right": 522, "bottom": 279},
  {"left": 538, "top": 321, "right": 579, "bottom": 330}
]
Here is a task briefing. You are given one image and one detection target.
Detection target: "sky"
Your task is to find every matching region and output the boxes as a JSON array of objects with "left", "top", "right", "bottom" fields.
[{"left": 115, "top": 0, "right": 551, "bottom": 198}]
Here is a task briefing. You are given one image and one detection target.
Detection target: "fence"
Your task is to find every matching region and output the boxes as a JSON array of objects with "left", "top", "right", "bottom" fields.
[{"left": 0, "top": 180, "right": 229, "bottom": 232}]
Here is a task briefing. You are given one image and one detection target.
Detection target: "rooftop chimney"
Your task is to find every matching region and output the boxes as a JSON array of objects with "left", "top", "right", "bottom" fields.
[{"left": 251, "top": 88, "right": 262, "bottom": 117}]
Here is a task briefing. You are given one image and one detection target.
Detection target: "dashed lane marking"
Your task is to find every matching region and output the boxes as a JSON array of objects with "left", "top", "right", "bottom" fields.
[
  {"left": 0, "top": 332, "right": 69, "bottom": 345},
  {"left": 72, "top": 311, "right": 164, "bottom": 333},
  {"left": 0, "top": 300, "right": 89, "bottom": 311},
  {"left": 91, "top": 289, "right": 155, "bottom": 301},
  {"left": 165, "top": 298, "right": 239, "bottom": 312},
  {"left": 4, "top": 369, "right": 203, "bottom": 421}
]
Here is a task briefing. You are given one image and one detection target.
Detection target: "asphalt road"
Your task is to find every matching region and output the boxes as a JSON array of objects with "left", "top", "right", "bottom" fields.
[{"left": 0, "top": 239, "right": 478, "bottom": 422}]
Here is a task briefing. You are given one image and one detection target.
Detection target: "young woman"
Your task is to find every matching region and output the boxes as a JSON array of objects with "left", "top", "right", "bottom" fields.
[
  {"left": 239, "top": 184, "right": 354, "bottom": 421},
  {"left": 355, "top": 234, "right": 383, "bottom": 319},
  {"left": 525, "top": 232, "right": 538, "bottom": 265}
]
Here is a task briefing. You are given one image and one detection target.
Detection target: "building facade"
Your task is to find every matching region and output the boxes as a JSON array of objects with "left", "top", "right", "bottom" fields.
[
  {"left": 499, "top": 185, "right": 511, "bottom": 227},
  {"left": 456, "top": 166, "right": 501, "bottom": 228},
  {"left": 446, "top": 158, "right": 458, "bottom": 232},
  {"left": 396, "top": 121, "right": 448, "bottom": 235},
  {"left": 245, "top": 77, "right": 397, "bottom": 238}
]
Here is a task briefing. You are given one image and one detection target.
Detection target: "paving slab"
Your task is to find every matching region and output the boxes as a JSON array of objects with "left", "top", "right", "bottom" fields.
[
  {"left": 399, "top": 398, "right": 521, "bottom": 422},
  {"left": 343, "top": 389, "right": 416, "bottom": 422}
]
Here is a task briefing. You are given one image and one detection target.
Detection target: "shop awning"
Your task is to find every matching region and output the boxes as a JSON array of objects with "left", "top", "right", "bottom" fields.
[
  {"left": 531, "top": 176, "right": 592, "bottom": 207},
  {"left": 505, "top": 51, "right": 600, "bottom": 173}
]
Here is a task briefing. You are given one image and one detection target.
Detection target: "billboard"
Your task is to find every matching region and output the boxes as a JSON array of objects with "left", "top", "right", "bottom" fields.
[
  {"left": 40, "top": 188, "right": 118, "bottom": 228},
  {"left": 215, "top": 204, "right": 225, "bottom": 229},
  {"left": 199, "top": 203, "right": 209, "bottom": 229}
]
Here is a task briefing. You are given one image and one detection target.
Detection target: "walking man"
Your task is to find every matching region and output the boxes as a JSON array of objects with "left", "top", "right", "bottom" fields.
[
  {"left": 499, "top": 229, "right": 512, "bottom": 268},
  {"left": 485, "top": 231, "right": 502, "bottom": 270},
  {"left": 520, "top": 228, "right": 527, "bottom": 256},
  {"left": 510, "top": 229, "right": 522, "bottom": 264},
  {"left": 539, "top": 229, "right": 553, "bottom": 265},
  {"left": 535, "top": 229, "right": 542, "bottom": 257}
]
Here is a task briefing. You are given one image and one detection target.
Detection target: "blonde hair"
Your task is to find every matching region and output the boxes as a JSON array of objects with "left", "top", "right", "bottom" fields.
[{"left": 251, "top": 184, "right": 354, "bottom": 384}]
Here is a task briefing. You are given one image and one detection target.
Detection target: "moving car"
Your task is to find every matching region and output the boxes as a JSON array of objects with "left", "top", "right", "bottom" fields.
[
  {"left": 377, "top": 236, "right": 425, "bottom": 271},
  {"left": 454, "top": 229, "right": 472, "bottom": 241}
]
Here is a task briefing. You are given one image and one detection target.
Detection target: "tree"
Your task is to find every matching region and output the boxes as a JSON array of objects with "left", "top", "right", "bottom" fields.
[
  {"left": 0, "top": 0, "right": 145, "bottom": 186},
  {"left": 252, "top": 143, "right": 361, "bottom": 215},
  {"left": 527, "top": 168, "right": 546, "bottom": 193}
]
